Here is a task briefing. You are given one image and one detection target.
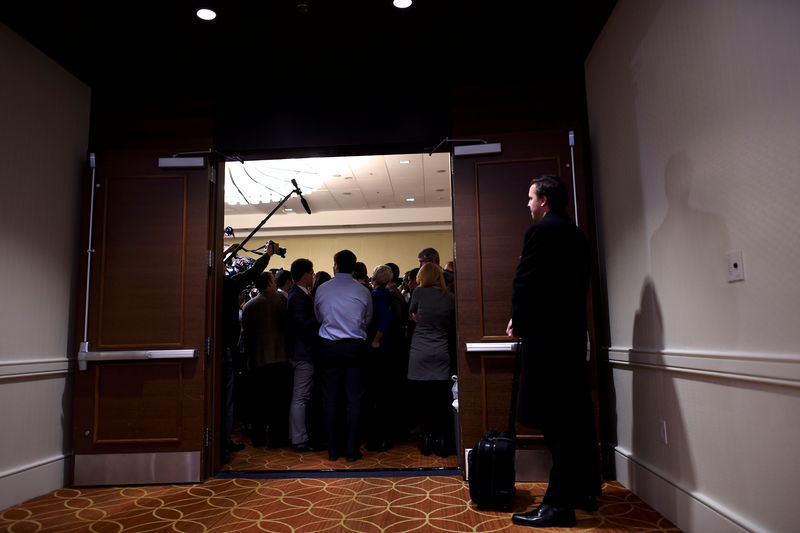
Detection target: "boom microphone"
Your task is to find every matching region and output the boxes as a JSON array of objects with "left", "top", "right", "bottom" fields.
[{"left": 291, "top": 178, "right": 312, "bottom": 215}]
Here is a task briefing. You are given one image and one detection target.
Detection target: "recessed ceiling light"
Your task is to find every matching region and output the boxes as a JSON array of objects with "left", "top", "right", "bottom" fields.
[
  {"left": 399, "top": 160, "right": 410, "bottom": 165},
  {"left": 405, "top": 197, "right": 415, "bottom": 202},
  {"left": 284, "top": 208, "right": 294, "bottom": 212},
  {"left": 393, "top": 0, "right": 412, "bottom": 8},
  {"left": 435, "top": 188, "right": 445, "bottom": 192},
  {"left": 436, "top": 169, "right": 446, "bottom": 173},
  {"left": 196, "top": 8, "right": 217, "bottom": 21},
  {"left": 343, "top": 192, "right": 352, "bottom": 195}
]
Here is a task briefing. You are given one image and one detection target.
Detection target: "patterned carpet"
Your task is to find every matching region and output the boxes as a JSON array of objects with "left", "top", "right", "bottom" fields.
[{"left": 1, "top": 477, "right": 680, "bottom": 532}]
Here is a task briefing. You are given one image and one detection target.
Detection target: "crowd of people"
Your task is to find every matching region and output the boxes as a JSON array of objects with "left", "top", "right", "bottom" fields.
[
  {"left": 221, "top": 244, "right": 456, "bottom": 464},
  {"left": 223, "top": 175, "right": 600, "bottom": 529}
]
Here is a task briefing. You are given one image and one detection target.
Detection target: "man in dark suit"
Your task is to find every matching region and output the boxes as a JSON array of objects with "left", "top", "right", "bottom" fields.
[
  {"left": 506, "top": 175, "right": 601, "bottom": 528},
  {"left": 241, "top": 271, "right": 290, "bottom": 448},
  {"left": 220, "top": 240, "right": 279, "bottom": 463},
  {"left": 286, "top": 258, "right": 319, "bottom": 452}
]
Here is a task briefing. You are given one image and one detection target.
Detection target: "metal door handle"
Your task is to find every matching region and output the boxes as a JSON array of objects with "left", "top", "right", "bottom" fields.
[
  {"left": 465, "top": 342, "right": 519, "bottom": 353},
  {"left": 77, "top": 347, "right": 197, "bottom": 370}
]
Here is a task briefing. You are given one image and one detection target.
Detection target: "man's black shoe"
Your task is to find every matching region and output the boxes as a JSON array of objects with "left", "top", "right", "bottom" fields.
[
  {"left": 511, "top": 504, "right": 576, "bottom": 528},
  {"left": 576, "top": 495, "right": 599, "bottom": 512},
  {"left": 346, "top": 451, "right": 363, "bottom": 462},
  {"left": 292, "top": 442, "right": 320, "bottom": 453}
]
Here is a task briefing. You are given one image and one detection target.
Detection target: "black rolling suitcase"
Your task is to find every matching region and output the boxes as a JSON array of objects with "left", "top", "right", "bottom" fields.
[{"left": 468, "top": 342, "right": 521, "bottom": 511}]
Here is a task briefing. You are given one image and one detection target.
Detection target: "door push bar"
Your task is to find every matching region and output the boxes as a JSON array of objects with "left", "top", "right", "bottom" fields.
[
  {"left": 465, "top": 342, "right": 519, "bottom": 353},
  {"left": 77, "top": 342, "right": 197, "bottom": 371}
]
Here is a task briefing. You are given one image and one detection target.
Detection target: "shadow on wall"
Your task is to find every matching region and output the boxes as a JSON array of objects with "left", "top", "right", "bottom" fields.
[
  {"left": 630, "top": 277, "right": 695, "bottom": 524},
  {"left": 650, "top": 152, "right": 738, "bottom": 348},
  {"left": 626, "top": 151, "right": 738, "bottom": 526}
]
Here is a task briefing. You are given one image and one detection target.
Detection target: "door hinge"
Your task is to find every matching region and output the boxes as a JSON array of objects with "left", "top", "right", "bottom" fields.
[
  {"left": 203, "top": 427, "right": 211, "bottom": 447},
  {"left": 205, "top": 337, "right": 213, "bottom": 357},
  {"left": 209, "top": 165, "right": 216, "bottom": 184},
  {"left": 207, "top": 250, "right": 214, "bottom": 273}
]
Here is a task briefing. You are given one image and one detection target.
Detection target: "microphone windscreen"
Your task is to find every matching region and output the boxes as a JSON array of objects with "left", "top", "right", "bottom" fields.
[{"left": 300, "top": 196, "right": 312, "bottom": 215}]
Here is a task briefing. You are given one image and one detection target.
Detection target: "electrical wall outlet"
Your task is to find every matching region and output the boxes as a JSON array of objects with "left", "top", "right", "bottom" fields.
[{"left": 726, "top": 249, "right": 744, "bottom": 282}]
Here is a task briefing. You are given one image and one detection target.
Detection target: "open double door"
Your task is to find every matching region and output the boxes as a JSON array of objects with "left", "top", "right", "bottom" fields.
[{"left": 71, "top": 130, "right": 598, "bottom": 485}]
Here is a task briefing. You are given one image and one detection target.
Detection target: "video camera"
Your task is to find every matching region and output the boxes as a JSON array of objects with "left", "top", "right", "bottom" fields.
[{"left": 267, "top": 240, "right": 287, "bottom": 258}]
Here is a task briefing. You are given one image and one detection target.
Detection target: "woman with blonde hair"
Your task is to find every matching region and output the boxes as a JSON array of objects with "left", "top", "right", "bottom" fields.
[{"left": 407, "top": 262, "right": 455, "bottom": 456}]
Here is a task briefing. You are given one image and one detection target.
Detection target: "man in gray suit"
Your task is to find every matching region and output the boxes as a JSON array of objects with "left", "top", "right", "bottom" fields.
[{"left": 286, "top": 258, "right": 319, "bottom": 452}]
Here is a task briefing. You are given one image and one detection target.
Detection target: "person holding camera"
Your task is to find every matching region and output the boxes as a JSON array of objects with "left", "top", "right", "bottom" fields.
[{"left": 221, "top": 240, "right": 281, "bottom": 463}]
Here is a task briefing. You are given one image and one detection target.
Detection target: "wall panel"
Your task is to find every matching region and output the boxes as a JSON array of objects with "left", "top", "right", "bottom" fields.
[{"left": 0, "top": 22, "right": 89, "bottom": 509}]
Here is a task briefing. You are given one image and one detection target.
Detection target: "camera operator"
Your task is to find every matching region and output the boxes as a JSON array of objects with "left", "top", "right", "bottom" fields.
[{"left": 221, "top": 240, "right": 282, "bottom": 464}]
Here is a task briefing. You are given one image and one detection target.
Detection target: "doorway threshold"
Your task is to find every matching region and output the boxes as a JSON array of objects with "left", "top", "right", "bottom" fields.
[{"left": 216, "top": 467, "right": 461, "bottom": 480}]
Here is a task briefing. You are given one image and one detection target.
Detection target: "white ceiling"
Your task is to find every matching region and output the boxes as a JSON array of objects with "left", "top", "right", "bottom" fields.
[{"left": 224, "top": 152, "right": 453, "bottom": 238}]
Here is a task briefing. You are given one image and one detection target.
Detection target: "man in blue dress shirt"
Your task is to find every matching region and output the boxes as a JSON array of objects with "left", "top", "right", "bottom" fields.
[{"left": 314, "top": 249, "right": 373, "bottom": 461}]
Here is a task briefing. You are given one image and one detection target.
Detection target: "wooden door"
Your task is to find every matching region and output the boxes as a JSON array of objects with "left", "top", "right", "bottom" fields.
[
  {"left": 72, "top": 150, "right": 214, "bottom": 485},
  {"left": 452, "top": 130, "right": 600, "bottom": 481}
]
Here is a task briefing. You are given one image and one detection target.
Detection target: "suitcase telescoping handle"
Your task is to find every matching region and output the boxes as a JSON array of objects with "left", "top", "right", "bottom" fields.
[{"left": 506, "top": 341, "right": 522, "bottom": 439}]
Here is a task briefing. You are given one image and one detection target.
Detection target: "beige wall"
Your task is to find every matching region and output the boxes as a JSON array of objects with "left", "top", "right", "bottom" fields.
[
  {"left": 225, "top": 231, "right": 454, "bottom": 278},
  {"left": 0, "top": 23, "right": 90, "bottom": 509},
  {"left": 586, "top": 2, "right": 800, "bottom": 532}
]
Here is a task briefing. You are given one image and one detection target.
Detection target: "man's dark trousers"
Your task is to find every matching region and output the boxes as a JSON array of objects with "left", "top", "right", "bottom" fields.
[{"left": 318, "top": 338, "right": 366, "bottom": 458}]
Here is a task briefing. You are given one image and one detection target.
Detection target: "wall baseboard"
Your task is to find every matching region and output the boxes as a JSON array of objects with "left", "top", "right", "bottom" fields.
[
  {"left": 0, "top": 455, "right": 68, "bottom": 511},
  {"left": 614, "top": 448, "right": 761, "bottom": 533}
]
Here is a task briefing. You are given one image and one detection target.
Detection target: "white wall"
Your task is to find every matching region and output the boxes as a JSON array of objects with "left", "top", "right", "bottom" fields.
[
  {"left": 586, "top": 2, "right": 800, "bottom": 532},
  {"left": 0, "top": 23, "right": 90, "bottom": 509}
]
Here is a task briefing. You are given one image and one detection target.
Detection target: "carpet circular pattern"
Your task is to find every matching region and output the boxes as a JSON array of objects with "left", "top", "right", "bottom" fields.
[{"left": 1, "top": 479, "right": 679, "bottom": 532}]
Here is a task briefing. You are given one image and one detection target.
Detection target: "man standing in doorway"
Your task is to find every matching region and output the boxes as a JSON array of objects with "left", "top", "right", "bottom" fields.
[
  {"left": 314, "top": 249, "right": 372, "bottom": 462},
  {"left": 506, "top": 175, "right": 601, "bottom": 528},
  {"left": 221, "top": 240, "right": 280, "bottom": 464},
  {"left": 241, "top": 271, "right": 290, "bottom": 448},
  {"left": 286, "top": 258, "right": 319, "bottom": 452}
]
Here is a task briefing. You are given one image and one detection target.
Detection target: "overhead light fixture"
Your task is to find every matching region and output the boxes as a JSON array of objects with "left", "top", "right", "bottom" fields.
[
  {"left": 224, "top": 159, "right": 324, "bottom": 206},
  {"left": 393, "top": 0, "right": 412, "bottom": 8},
  {"left": 196, "top": 8, "right": 217, "bottom": 21},
  {"left": 399, "top": 160, "right": 410, "bottom": 165},
  {"left": 405, "top": 197, "right": 416, "bottom": 202}
]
